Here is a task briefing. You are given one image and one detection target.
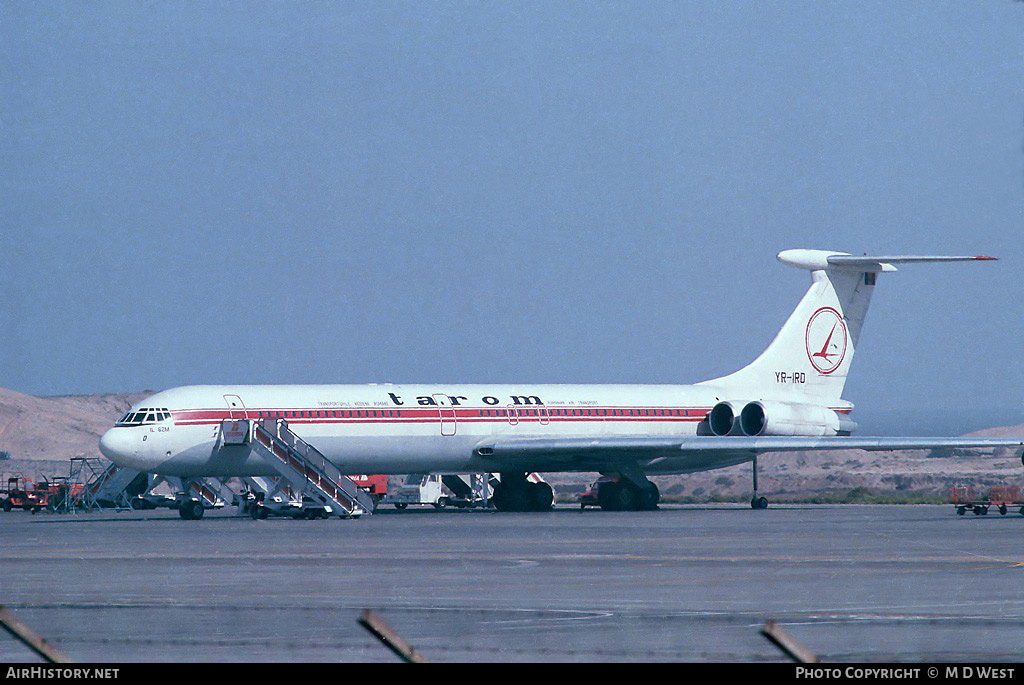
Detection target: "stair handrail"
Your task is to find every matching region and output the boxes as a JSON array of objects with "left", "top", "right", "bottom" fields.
[{"left": 255, "top": 419, "right": 369, "bottom": 510}]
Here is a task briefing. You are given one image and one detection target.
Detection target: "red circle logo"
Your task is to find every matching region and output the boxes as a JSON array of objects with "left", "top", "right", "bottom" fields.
[{"left": 805, "top": 307, "right": 848, "bottom": 375}]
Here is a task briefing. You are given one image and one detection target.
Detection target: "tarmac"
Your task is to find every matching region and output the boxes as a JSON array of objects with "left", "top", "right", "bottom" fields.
[{"left": 1, "top": 503, "right": 1023, "bottom": 662}]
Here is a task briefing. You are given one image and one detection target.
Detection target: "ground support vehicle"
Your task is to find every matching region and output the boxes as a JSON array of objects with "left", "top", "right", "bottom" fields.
[
  {"left": 1, "top": 477, "right": 44, "bottom": 512},
  {"left": 238, "top": 476, "right": 360, "bottom": 520},
  {"left": 384, "top": 474, "right": 451, "bottom": 510},
  {"left": 0, "top": 476, "right": 75, "bottom": 513},
  {"left": 950, "top": 484, "right": 1024, "bottom": 516},
  {"left": 987, "top": 485, "right": 1024, "bottom": 516},
  {"left": 383, "top": 473, "right": 497, "bottom": 510},
  {"left": 348, "top": 474, "right": 388, "bottom": 507},
  {"left": 579, "top": 475, "right": 659, "bottom": 511}
]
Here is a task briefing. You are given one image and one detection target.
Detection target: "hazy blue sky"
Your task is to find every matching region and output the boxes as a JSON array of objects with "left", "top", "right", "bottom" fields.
[{"left": 2, "top": 2, "right": 1022, "bottom": 433}]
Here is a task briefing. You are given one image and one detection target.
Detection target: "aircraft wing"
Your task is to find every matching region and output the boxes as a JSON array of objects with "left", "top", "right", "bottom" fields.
[{"left": 475, "top": 436, "right": 1024, "bottom": 472}]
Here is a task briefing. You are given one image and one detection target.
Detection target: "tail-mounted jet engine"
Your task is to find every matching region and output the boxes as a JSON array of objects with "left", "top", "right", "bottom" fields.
[
  {"left": 709, "top": 400, "right": 857, "bottom": 437},
  {"left": 708, "top": 402, "right": 741, "bottom": 436}
]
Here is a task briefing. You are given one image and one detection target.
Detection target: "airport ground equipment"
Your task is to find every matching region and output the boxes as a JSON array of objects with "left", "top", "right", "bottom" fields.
[
  {"left": 237, "top": 475, "right": 328, "bottom": 519},
  {"left": 127, "top": 474, "right": 176, "bottom": 510},
  {"left": 578, "top": 476, "right": 615, "bottom": 510},
  {"left": 1, "top": 477, "right": 44, "bottom": 512},
  {"left": 155, "top": 476, "right": 232, "bottom": 519},
  {"left": 0, "top": 477, "right": 77, "bottom": 513},
  {"left": 241, "top": 418, "right": 375, "bottom": 518},
  {"left": 950, "top": 484, "right": 1024, "bottom": 516},
  {"left": 576, "top": 473, "right": 659, "bottom": 511},
  {"left": 349, "top": 474, "right": 388, "bottom": 507},
  {"left": 385, "top": 473, "right": 495, "bottom": 510},
  {"left": 68, "top": 458, "right": 147, "bottom": 511},
  {"left": 385, "top": 474, "right": 448, "bottom": 509},
  {"left": 442, "top": 473, "right": 493, "bottom": 508},
  {"left": 30, "top": 477, "right": 81, "bottom": 513}
]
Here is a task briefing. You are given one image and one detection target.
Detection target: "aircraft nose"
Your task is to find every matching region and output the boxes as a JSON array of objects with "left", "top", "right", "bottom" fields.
[{"left": 99, "top": 428, "right": 134, "bottom": 465}]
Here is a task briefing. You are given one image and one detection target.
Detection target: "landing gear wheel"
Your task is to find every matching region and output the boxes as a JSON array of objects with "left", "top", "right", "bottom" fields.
[
  {"left": 179, "top": 500, "right": 204, "bottom": 520},
  {"left": 492, "top": 480, "right": 526, "bottom": 512},
  {"left": 639, "top": 483, "right": 660, "bottom": 511},
  {"left": 527, "top": 482, "right": 554, "bottom": 512},
  {"left": 751, "top": 497, "right": 768, "bottom": 510},
  {"left": 597, "top": 482, "right": 620, "bottom": 511},
  {"left": 614, "top": 483, "right": 639, "bottom": 512}
]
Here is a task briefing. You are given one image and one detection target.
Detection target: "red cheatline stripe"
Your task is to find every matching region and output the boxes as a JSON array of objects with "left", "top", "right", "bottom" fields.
[
  {"left": 173, "top": 416, "right": 708, "bottom": 427},
  {"left": 171, "top": 405, "right": 717, "bottom": 425}
]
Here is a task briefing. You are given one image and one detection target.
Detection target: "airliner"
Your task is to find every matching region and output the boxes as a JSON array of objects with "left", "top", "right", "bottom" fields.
[{"left": 99, "top": 250, "right": 1024, "bottom": 512}]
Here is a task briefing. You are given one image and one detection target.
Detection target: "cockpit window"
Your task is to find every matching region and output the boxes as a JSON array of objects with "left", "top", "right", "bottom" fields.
[{"left": 116, "top": 408, "right": 171, "bottom": 426}]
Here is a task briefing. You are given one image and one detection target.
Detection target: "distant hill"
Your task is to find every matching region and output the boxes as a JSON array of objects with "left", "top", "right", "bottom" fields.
[
  {"left": 0, "top": 386, "right": 1020, "bottom": 497},
  {"left": 0, "top": 387, "right": 152, "bottom": 460}
]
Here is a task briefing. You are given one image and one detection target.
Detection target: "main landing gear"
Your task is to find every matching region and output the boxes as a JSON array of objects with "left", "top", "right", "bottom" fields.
[
  {"left": 597, "top": 478, "right": 660, "bottom": 511},
  {"left": 594, "top": 464, "right": 660, "bottom": 512},
  {"left": 491, "top": 472, "right": 554, "bottom": 512},
  {"left": 750, "top": 455, "right": 768, "bottom": 509}
]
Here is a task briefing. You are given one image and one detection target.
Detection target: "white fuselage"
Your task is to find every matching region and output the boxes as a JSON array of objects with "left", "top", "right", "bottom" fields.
[
  {"left": 101, "top": 383, "right": 842, "bottom": 477},
  {"left": 96, "top": 250, "right": 1009, "bottom": 485}
]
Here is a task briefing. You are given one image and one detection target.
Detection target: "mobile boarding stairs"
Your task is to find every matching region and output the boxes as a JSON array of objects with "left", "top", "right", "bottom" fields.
[{"left": 222, "top": 417, "right": 376, "bottom": 519}]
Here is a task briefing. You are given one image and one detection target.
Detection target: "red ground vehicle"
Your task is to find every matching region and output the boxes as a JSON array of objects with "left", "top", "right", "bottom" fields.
[
  {"left": 988, "top": 486, "right": 1023, "bottom": 516},
  {"left": 0, "top": 476, "right": 84, "bottom": 513},
  {"left": 34, "top": 477, "right": 84, "bottom": 513},
  {"left": 950, "top": 484, "right": 1024, "bottom": 516},
  {"left": 2, "top": 477, "right": 45, "bottom": 512},
  {"left": 348, "top": 474, "right": 388, "bottom": 506},
  {"left": 578, "top": 476, "right": 619, "bottom": 510}
]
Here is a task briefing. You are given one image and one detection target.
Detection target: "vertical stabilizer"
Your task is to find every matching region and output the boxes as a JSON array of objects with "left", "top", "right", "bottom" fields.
[{"left": 700, "top": 250, "right": 996, "bottom": 405}]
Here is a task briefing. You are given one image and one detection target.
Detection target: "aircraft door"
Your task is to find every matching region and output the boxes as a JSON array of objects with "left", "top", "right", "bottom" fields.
[
  {"left": 432, "top": 394, "right": 457, "bottom": 436},
  {"left": 224, "top": 394, "right": 248, "bottom": 420}
]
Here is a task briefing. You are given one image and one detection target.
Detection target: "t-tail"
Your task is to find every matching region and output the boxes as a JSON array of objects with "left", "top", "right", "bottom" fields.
[{"left": 698, "top": 249, "right": 997, "bottom": 437}]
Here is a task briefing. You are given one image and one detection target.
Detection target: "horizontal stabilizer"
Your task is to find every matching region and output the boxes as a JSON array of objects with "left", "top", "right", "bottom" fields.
[
  {"left": 826, "top": 254, "right": 998, "bottom": 272},
  {"left": 778, "top": 249, "right": 997, "bottom": 272}
]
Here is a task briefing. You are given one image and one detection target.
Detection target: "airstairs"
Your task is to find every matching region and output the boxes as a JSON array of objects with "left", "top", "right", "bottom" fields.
[
  {"left": 69, "top": 458, "right": 147, "bottom": 511},
  {"left": 237, "top": 475, "right": 305, "bottom": 518},
  {"left": 124, "top": 473, "right": 230, "bottom": 518},
  {"left": 179, "top": 477, "right": 231, "bottom": 510},
  {"left": 442, "top": 474, "right": 474, "bottom": 500},
  {"left": 241, "top": 418, "right": 376, "bottom": 518}
]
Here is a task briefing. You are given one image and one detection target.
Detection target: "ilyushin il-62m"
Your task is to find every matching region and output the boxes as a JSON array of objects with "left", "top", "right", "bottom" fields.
[{"left": 99, "top": 250, "right": 1024, "bottom": 516}]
